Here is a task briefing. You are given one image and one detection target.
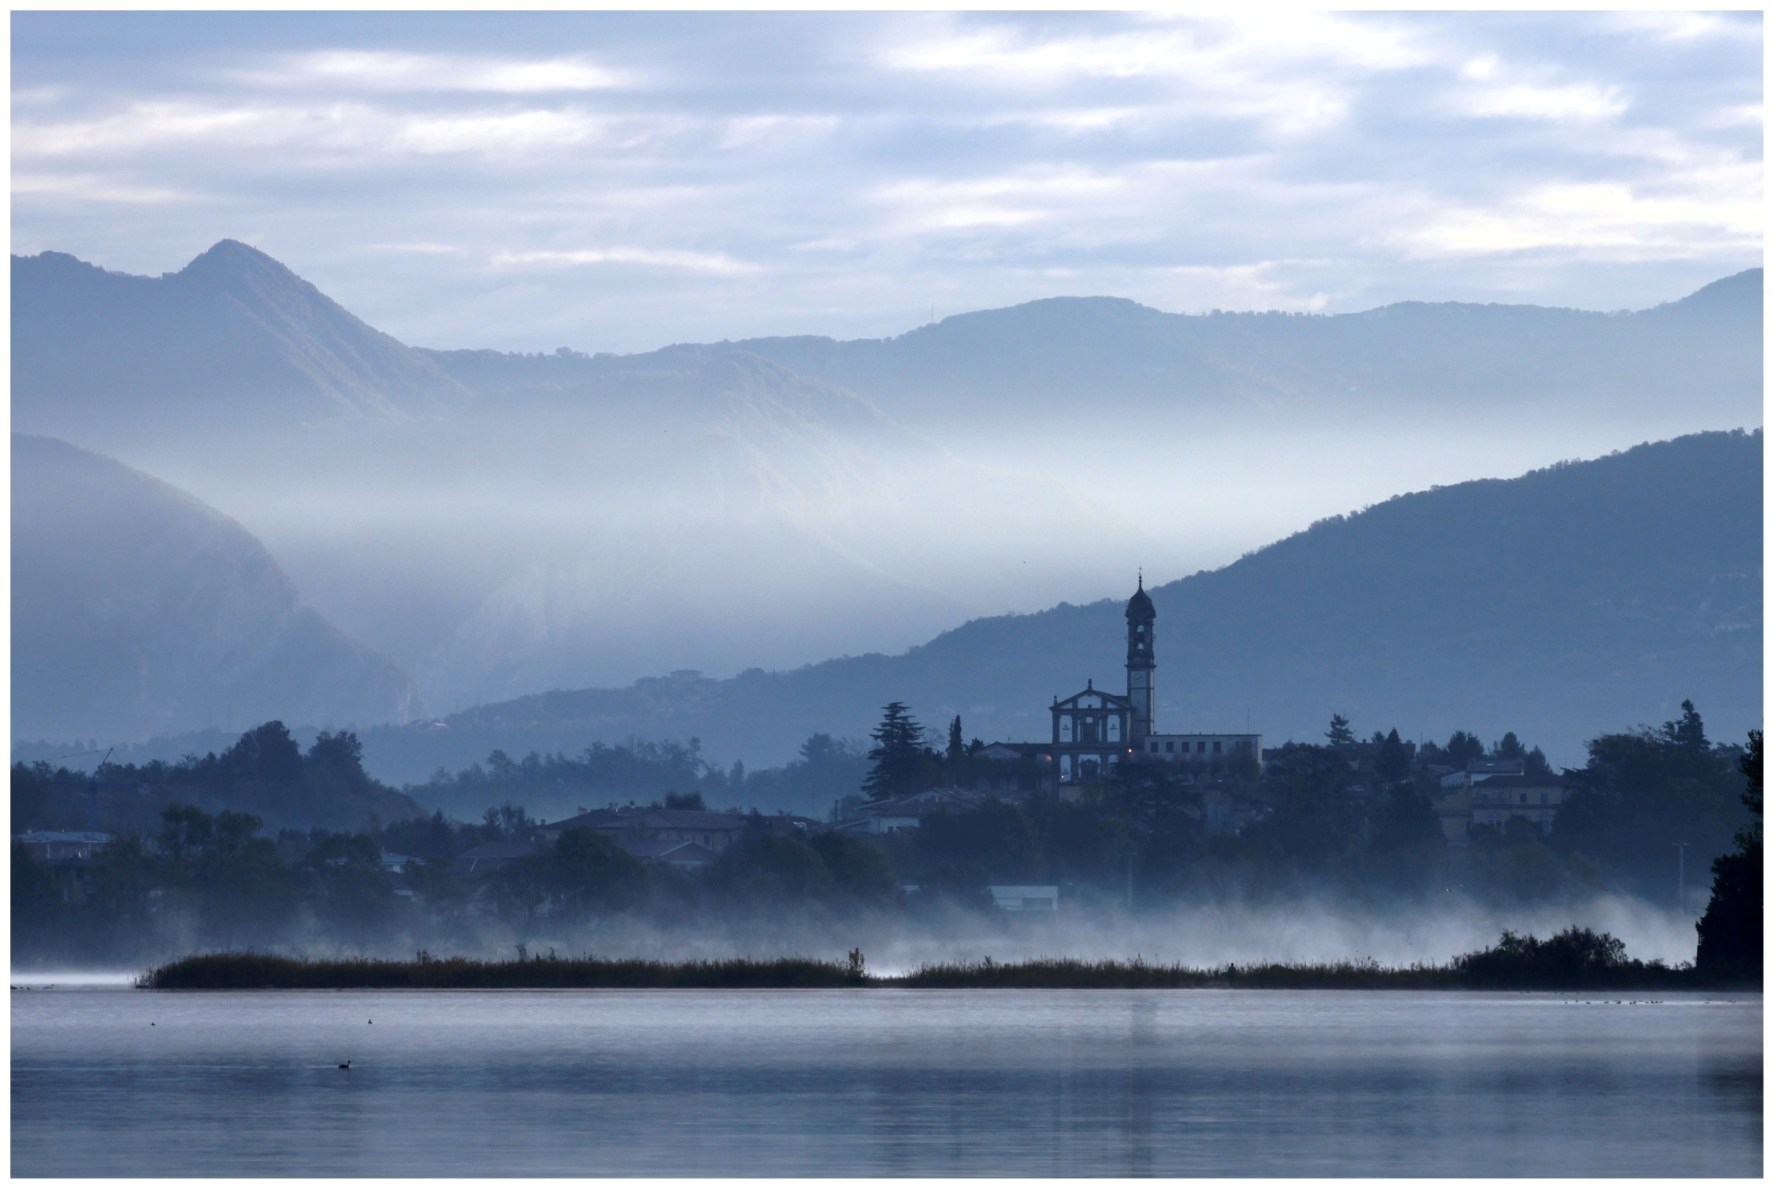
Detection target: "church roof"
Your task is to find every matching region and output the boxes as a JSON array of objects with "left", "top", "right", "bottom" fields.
[
  {"left": 1125, "top": 575, "right": 1154, "bottom": 619},
  {"left": 1054, "top": 686, "right": 1133, "bottom": 709}
]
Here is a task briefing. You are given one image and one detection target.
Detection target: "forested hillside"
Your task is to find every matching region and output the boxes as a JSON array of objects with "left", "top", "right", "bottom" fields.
[{"left": 352, "top": 430, "right": 1761, "bottom": 781}]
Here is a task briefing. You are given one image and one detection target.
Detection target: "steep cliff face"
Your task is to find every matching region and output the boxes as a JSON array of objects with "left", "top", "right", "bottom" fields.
[{"left": 12, "top": 434, "right": 424, "bottom": 742}]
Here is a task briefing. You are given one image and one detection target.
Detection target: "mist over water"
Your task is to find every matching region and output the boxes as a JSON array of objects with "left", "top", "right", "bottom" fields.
[{"left": 33, "top": 891, "right": 1697, "bottom": 980}]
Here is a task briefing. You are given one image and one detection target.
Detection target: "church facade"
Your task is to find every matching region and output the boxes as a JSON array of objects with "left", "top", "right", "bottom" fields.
[{"left": 1044, "top": 577, "right": 1262, "bottom": 785}]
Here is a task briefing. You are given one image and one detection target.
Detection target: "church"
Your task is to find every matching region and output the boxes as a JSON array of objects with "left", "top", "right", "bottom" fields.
[{"left": 1042, "top": 577, "right": 1262, "bottom": 785}]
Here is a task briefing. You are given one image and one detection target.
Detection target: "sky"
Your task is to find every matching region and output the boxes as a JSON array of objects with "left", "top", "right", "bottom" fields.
[{"left": 10, "top": 10, "right": 1763, "bottom": 355}]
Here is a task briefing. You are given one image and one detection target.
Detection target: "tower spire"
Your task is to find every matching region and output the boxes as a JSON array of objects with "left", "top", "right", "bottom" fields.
[{"left": 1125, "top": 574, "right": 1156, "bottom": 742}]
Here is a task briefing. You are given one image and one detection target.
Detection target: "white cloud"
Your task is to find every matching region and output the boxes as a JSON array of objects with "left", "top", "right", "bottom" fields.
[
  {"left": 1601, "top": 12, "right": 1762, "bottom": 44},
  {"left": 234, "top": 50, "right": 635, "bottom": 93},
  {"left": 713, "top": 114, "right": 843, "bottom": 152},
  {"left": 868, "top": 169, "right": 1131, "bottom": 237},
  {"left": 362, "top": 241, "right": 471, "bottom": 256},
  {"left": 14, "top": 98, "right": 648, "bottom": 162},
  {"left": 1402, "top": 177, "right": 1762, "bottom": 259},
  {"left": 11, "top": 171, "right": 193, "bottom": 204},
  {"left": 388, "top": 108, "right": 610, "bottom": 155},
  {"left": 1453, "top": 81, "right": 1629, "bottom": 123},
  {"left": 490, "top": 247, "right": 762, "bottom": 275}
]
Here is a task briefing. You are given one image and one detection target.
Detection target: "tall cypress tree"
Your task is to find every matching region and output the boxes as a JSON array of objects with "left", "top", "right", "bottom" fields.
[{"left": 863, "top": 702, "right": 927, "bottom": 802}]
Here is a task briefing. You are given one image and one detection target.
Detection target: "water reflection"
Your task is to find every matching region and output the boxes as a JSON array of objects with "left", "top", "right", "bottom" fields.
[{"left": 12, "top": 989, "right": 1761, "bottom": 1177}]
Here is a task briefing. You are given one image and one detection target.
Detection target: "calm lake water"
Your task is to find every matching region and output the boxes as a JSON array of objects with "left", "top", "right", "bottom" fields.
[{"left": 11, "top": 984, "right": 1761, "bottom": 1177}]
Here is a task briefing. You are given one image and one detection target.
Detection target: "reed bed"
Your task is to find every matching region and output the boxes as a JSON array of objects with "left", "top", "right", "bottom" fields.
[
  {"left": 141, "top": 951, "right": 865, "bottom": 990},
  {"left": 141, "top": 936, "right": 1731, "bottom": 993}
]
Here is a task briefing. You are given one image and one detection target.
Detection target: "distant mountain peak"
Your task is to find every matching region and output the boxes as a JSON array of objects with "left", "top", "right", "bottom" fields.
[
  {"left": 1652, "top": 268, "right": 1763, "bottom": 321},
  {"left": 179, "top": 238, "right": 303, "bottom": 285}
]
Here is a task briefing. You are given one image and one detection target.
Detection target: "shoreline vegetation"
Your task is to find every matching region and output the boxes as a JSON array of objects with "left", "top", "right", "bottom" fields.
[{"left": 140, "top": 929, "right": 1758, "bottom": 993}]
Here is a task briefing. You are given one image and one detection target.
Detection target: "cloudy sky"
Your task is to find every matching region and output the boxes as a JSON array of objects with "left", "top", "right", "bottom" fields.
[{"left": 12, "top": 11, "right": 1763, "bottom": 354}]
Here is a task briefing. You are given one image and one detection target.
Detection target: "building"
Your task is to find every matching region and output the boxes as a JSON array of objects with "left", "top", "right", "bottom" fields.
[
  {"left": 15, "top": 830, "right": 114, "bottom": 902},
  {"left": 1431, "top": 760, "right": 1578, "bottom": 844},
  {"left": 538, "top": 807, "right": 751, "bottom": 855},
  {"left": 989, "top": 885, "right": 1059, "bottom": 912},
  {"left": 1031, "top": 578, "right": 1262, "bottom": 787},
  {"left": 835, "top": 787, "right": 987, "bottom": 835},
  {"left": 1469, "top": 772, "right": 1579, "bottom": 836}
]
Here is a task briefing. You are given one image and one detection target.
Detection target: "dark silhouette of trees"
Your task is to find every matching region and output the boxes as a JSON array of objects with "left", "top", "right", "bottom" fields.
[
  {"left": 1551, "top": 702, "right": 1747, "bottom": 900},
  {"left": 1444, "top": 730, "right": 1486, "bottom": 769},
  {"left": 1696, "top": 730, "right": 1761, "bottom": 980},
  {"left": 1326, "top": 713, "right": 1355, "bottom": 746},
  {"left": 1376, "top": 728, "right": 1411, "bottom": 785},
  {"left": 863, "top": 702, "right": 931, "bottom": 801}
]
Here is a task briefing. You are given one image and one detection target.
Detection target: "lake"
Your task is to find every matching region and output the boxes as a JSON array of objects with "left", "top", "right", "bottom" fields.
[{"left": 11, "top": 984, "right": 1761, "bottom": 1177}]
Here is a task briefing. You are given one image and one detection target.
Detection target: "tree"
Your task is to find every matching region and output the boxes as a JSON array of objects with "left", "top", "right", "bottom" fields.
[
  {"left": 1495, "top": 732, "right": 1525, "bottom": 761},
  {"left": 549, "top": 828, "right": 646, "bottom": 921},
  {"left": 863, "top": 702, "right": 929, "bottom": 802},
  {"left": 1375, "top": 728, "right": 1411, "bottom": 785},
  {"left": 1326, "top": 713, "right": 1355, "bottom": 746},
  {"left": 1551, "top": 706, "right": 1745, "bottom": 898},
  {"left": 1695, "top": 730, "right": 1761, "bottom": 979},
  {"left": 1444, "top": 730, "right": 1485, "bottom": 769},
  {"left": 222, "top": 721, "right": 304, "bottom": 788},
  {"left": 1660, "top": 699, "right": 1708, "bottom": 753},
  {"left": 946, "top": 716, "right": 966, "bottom": 762}
]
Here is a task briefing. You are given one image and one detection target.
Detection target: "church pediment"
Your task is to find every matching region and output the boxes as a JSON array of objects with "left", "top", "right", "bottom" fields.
[{"left": 1054, "top": 687, "right": 1132, "bottom": 711}]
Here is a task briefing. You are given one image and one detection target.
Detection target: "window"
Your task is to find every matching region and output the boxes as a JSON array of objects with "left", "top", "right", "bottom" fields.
[
  {"left": 1197, "top": 742, "right": 1206, "bottom": 754},
  {"left": 1060, "top": 717, "right": 1073, "bottom": 743},
  {"left": 1213, "top": 741, "right": 1222, "bottom": 755},
  {"left": 1165, "top": 741, "right": 1175, "bottom": 753},
  {"left": 1150, "top": 742, "right": 1160, "bottom": 752}
]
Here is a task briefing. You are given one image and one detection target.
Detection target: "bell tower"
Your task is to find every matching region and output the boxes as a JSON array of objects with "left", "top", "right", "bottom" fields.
[{"left": 1125, "top": 574, "right": 1155, "bottom": 743}]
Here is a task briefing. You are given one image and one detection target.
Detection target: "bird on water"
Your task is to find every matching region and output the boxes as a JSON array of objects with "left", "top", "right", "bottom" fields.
[{"left": 339, "top": 1059, "right": 352, "bottom": 1070}]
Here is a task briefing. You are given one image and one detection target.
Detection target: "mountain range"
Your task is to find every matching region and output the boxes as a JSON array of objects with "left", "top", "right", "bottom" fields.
[{"left": 10, "top": 241, "right": 1763, "bottom": 763}]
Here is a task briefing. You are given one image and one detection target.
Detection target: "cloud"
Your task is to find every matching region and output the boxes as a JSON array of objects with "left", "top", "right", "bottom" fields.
[
  {"left": 1601, "top": 11, "right": 1763, "bottom": 44},
  {"left": 869, "top": 169, "right": 1130, "bottom": 236},
  {"left": 1402, "top": 176, "right": 1762, "bottom": 259},
  {"left": 490, "top": 247, "right": 762, "bottom": 276},
  {"left": 12, "top": 171, "right": 193, "bottom": 204},
  {"left": 7, "top": 11, "right": 1762, "bottom": 353},
  {"left": 1452, "top": 81, "right": 1629, "bottom": 123},
  {"left": 362, "top": 241, "right": 471, "bottom": 256},
  {"left": 233, "top": 50, "right": 636, "bottom": 93}
]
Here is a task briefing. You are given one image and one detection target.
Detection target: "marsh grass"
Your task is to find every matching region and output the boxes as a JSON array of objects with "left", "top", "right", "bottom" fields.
[{"left": 140, "top": 928, "right": 1733, "bottom": 992}]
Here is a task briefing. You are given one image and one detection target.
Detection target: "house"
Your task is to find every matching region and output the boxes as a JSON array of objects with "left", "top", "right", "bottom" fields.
[
  {"left": 539, "top": 807, "right": 751, "bottom": 854},
  {"left": 16, "top": 830, "right": 112, "bottom": 864},
  {"left": 1469, "top": 772, "right": 1579, "bottom": 836},
  {"left": 451, "top": 839, "right": 544, "bottom": 874},
  {"left": 989, "top": 884, "right": 1059, "bottom": 912},
  {"left": 835, "top": 787, "right": 986, "bottom": 835},
  {"left": 15, "top": 830, "right": 114, "bottom": 902},
  {"left": 1431, "top": 760, "right": 1576, "bottom": 844},
  {"left": 621, "top": 838, "right": 718, "bottom": 870}
]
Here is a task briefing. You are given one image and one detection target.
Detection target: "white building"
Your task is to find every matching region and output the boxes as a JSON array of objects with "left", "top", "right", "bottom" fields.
[{"left": 1039, "top": 578, "right": 1261, "bottom": 786}]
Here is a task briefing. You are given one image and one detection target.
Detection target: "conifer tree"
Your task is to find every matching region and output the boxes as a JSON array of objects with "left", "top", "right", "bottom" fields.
[{"left": 863, "top": 702, "right": 927, "bottom": 802}]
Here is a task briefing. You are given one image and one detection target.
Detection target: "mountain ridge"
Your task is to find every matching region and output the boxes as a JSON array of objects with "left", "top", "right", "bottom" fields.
[
  {"left": 341, "top": 429, "right": 1762, "bottom": 789},
  {"left": 12, "top": 434, "right": 427, "bottom": 743}
]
